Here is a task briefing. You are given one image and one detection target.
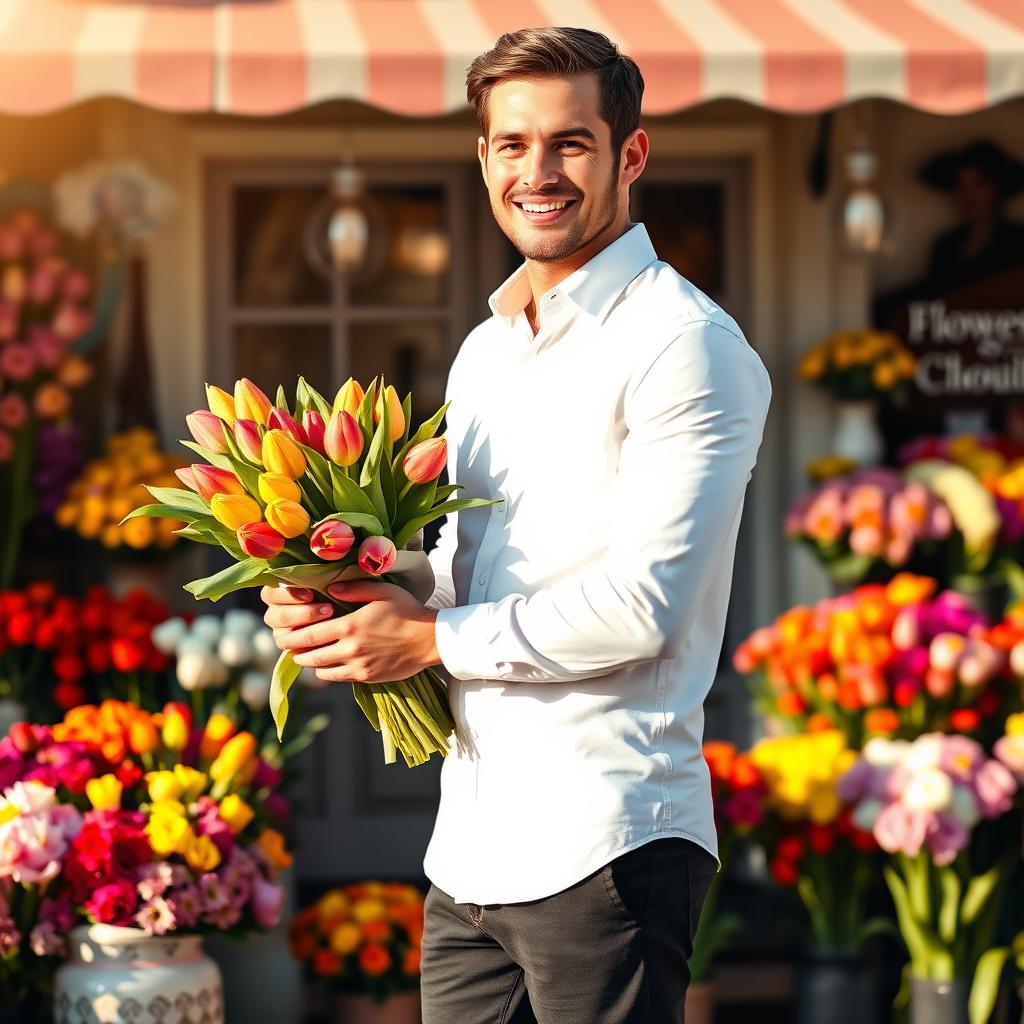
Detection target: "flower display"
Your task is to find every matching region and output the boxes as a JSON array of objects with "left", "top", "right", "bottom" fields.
[
  {"left": 747, "top": 732, "right": 880, "bottom": 951},
  {"left": 0, "top": 583, "right": 172, "bottom": 719},
  {"left": 732, "top": 575, "right": 1011, "bottom": 747},
  {"left": 125, "top": 375, "right": 498, "bottom": 766},
  {"left": 289, "top": 882, "right": 424, "bottom": 1003},
  {"left": 55, "top": 428, "right": 188, "bottom": 553},
  {"left": 838, "top": 731, "right": 1023, "bottom": 1021},
  {"left": 0, "top": 207, "right": 96, "bottom": 587},
  {"left": 784, "top": 467, "right": 953, "bottom": 586},
  {"left": 796, "top": 328, "right": 917, "bottom": 401}
]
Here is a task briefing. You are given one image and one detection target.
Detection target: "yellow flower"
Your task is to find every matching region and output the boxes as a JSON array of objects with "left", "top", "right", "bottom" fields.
[
  {"left": 265, "top": 499, "right": 309, "bottom": 539},
  {"left": 210, "top": 493, "right": 262, "bottom": 532},
  {"left": 1007, "top": 712, "right": 1024, "bottom": 737},
  {"left": 871, "top": 361, "right": 899, "bottom": 391},
  {"left": 183, "top": 832, "right": 222, "bottom": 872},
  {"left": 149, "top": 799, "right": 188, "bottom": 818},
  {"left": 319, "top": 891, "right": 350, "bottom": 919},
  {"left": 86, "top": 774, "right": 123, "bottom": 811},
  {"left": 206, "top": 384, "right": 236, "bottom": 424},
  {"left": 258, "top": 472, "right": 301, "bottom": 505},
  {"left": 797, "top": 347, "right": 827, "bottom": 381},
  {"left": 257, "top": 827, "right": 294, "bottom": 870},
  {"left": 333, "top": 378, "right": 365, "bottom": 418},
  {"left": 330, "top": 924, "right": 362, "bottom": 955},
  {"left": 805, "top": 455, "right": 858, "bottom": 483},
  {"left": 145, "top": 770, "right": 184, "bottom": 803},
  {"left": 218, "top": 794, "right": 254, "bottom": 834},
  {"left": 146, "top": 812, "right": 191, "bottom": 857},
  {"left": 262, "top": 429, "right": 306, "bottom": 479},
  {"left": 209, "top": 732, "right": 257, "bottom": 785},
  {"left": 374, "top": 384, "right": 405, "bottom": 443},
  {"left": 352, "top": 899, "right": 386, "bottom": 923},
  {"left": 173, "top": 765, "right": 208, "bottom": 803}
]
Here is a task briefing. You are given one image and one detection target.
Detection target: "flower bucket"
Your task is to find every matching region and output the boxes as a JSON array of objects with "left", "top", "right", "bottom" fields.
[
  {"left": 684, "top": 980, "right": 716, "bottom": 1024},
  {"left": 832, "top": 399, "right": 883, "bottom": 465},
  {"left": 909, "top": 977, "right": 968, "bottom": 1024},
  {"left": 794, "top": 951, "right": 880, "bottom": 1024},
  {"left": 332, "top": 990, "right": 421, "bottom": 1024},
  {"left": 54, "top": 924, "right": 223, "bottom": 1024}
]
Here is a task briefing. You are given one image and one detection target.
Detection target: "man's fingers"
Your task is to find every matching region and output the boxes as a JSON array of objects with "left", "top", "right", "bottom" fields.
[
  {"left": 260, "top": 584, "right": 316, "bottom": 607},
  {"left": 263, "top": 601, "right": 335, "bottom": 630},
  {"left": 276, "top": 617, "right": 350, "bottom": 651}
]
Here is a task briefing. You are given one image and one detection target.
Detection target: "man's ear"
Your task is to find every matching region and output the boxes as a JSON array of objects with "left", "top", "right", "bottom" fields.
[
  {"left": 620, "top": 128, "right": 650, "bottom": 189},
  {"left": 477, "top": 136, "right": 489, "bottom": 187}
]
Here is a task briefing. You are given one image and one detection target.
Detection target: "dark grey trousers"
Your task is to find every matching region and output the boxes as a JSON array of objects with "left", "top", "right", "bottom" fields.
[{"left": 420, "top": 837, "right": 717, "bottom": 1024}]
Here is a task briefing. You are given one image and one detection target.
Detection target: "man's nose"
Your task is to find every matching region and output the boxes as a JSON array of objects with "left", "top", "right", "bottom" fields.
[{"left": 520, "top": 145, "right": 560, "bottom": 192}]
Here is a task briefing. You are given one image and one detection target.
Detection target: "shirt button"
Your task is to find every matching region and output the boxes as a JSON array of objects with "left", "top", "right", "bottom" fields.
[
  {"left": 478, "top": 574, "right": 487, "bottom": 585},
  {"left": 495, "top": 503, "right": 505, "bottom": 514}
]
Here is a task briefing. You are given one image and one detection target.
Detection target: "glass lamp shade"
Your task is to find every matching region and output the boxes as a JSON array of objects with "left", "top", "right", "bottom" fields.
[
  {"left": 835, "top": 150, "right": 897, "bottom": 256},
  {"left": 303, "top": 165, "right": 388, "bottom": 282}
]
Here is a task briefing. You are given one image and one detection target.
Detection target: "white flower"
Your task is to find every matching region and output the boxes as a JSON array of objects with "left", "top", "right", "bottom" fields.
[
  {"left": 175, "top": 650, "right": 218, "bottom": 692},
  {"left": 852, "top": 798, "right": 882, "bottom": 832},
  {"left": 223, "top": 609, "right": 260, "bottom": 637},
  {"left": 240, "top": 671, "right": 271, "bottom": 709},
  {"left": 1010, "top": 641, "right": 1024, "bottom": 679},
  {"left": 218, "top": 633, "right": 254, "bottom": 668},
  {"left": 252, "top": 629, "right": 280, "bottom": 668},
  {"left": 950, "top": 785, "right": 982, "bottom": 828},
  {"left": 903, "top": 767, "right": 953, "bottom": 813},
  {"left": 176, "top": 635, "right": 212, "bottom": 658},
  {"left": 190, "top": 616, "right": 223, "bottom": 646},
  {"left": 151, "top": 617, "right": 188, "bottom": 655},
  {"left": 904, "top": 734, "right": 944, "bottom": 772},
  {"left": 863, "top": 737, "right": 910, "bottom": 767}
]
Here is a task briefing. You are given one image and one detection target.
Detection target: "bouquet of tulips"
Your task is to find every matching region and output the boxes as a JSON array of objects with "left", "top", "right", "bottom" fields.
[
  {"left": 733, "top": 575, "right": 1012, "bottom": 748},
  {"left": 289, "top": 881, "right": 424, "bottom": 1003},
  {"left": 125, "top": 375, "right": 495, "bottom": 766},
  {"left": 838, "top": 730, "right": 1023, "bottom": 1022},
  {"left": 785, "top": 467, "right": 954, "bottom": 586}
]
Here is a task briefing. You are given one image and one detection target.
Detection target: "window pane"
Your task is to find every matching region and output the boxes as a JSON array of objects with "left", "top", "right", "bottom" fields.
[
  {"left": 235, "top": 323, "right": 333, "bottom": 400},
  {"left": 639, "top": 183, "right": 724, "bottom": 299},
  {"left": 233, "top": 186, "right": 332, "bottom": 307},
  {"left": 351, "top": 186, "right": 449, "bottom": 307},
  {"left": 349, "top": 322, "right": 449, "bottom": 422}
]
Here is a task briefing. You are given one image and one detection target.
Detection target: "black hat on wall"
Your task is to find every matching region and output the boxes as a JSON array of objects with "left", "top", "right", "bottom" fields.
[{"left": 919, "top": 139, "right": 1024, "bottom": 198}]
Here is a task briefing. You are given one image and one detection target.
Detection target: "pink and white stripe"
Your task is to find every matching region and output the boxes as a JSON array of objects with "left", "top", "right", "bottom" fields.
[{"left": 0, "top": 0, "right": 1023, "bottom": 116}]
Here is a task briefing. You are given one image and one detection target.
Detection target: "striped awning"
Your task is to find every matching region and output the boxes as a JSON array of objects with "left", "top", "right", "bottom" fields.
[{"left": 1, "top": 0, "right": 1024, "bottom": 118}]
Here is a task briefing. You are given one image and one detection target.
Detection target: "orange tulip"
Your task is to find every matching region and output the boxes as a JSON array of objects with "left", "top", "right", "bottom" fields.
[
  {"left": 234, "top": 378, "right": 273, "bottom": 425},
  {"left": 211, "top": 493, "right": 262, "bottom": 532},
  {"left": 200, "top": 714, "right": 237, "bottom": 761},
  {"left": 191, "top": 464, "right": 244, "bottom": 503},
  {"left": 374, "top": 384, "right": 404, "bottom": 443},
  {"left": 258, "top": 472, "right": 301, "bottom": 504},
  {"left": 324, "top": 411, "right": 363, "bottom": 467},
  {"left": 403, "top": 437, "right": 447, "bottom": 484},
  {"left": 262, "top": 429, "right": 306, "bottom": 479},
  {"left": 128, "top": 715, "right": 159, "bottom": 755},
  {"left": 265, "top": 499, "right": 310, "bottom": 539}
]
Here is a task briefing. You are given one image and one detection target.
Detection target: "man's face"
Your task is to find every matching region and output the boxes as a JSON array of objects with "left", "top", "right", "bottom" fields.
[{"left": 478, "top": 73, "right": 624, "bottom": 263}]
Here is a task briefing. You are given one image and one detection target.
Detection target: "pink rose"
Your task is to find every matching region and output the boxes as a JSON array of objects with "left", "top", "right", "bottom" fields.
[
  {"left": 973, "top": 759, "right": 1018, "bottom": 819},
  {"left": 873, "top": 802, "right": 932, "bottom": 857},
  {"left": 251, "top": 877, "right": 285, "bottom": 929},
  {"left": 85, "top": 878, "right": 137, "bottom": 926}
]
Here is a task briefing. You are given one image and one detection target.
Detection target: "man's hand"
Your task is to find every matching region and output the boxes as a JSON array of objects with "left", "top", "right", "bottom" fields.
[{"left": 260, "top": 581, "right": 441, "bottom": 684}]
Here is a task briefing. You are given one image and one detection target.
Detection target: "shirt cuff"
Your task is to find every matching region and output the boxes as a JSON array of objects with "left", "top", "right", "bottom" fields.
[{"left": 434, "top": 604, "right": 494, "bottom": 681}]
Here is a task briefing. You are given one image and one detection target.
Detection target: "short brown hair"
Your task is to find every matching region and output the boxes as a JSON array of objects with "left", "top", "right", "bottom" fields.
[{"left": 466, "top": 27, "right": 644, "bottom": 155}]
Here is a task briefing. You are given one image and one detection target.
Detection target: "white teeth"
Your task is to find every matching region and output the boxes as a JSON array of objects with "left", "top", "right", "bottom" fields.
[{"left": 521, "top": 201, "right": 568, "bottom": 213}]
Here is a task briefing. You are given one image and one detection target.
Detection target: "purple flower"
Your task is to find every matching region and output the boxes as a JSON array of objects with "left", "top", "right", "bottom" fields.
[
  {"left": 251, "top": 878, "right": 284, "bottom": 929},
  {"left": 29, "top": 921, "right": 65, "bottom": 957},
  {"left": 926, "top": 813, "right": 969, "bottom": 866},
  {"left": 39, "top": 897, "right": 74, "bottom": 933},
  {"left": 199, "top": 873, "right": 229, "bottom": 914},
  {"left": 167, "top": 883, "right": 201, "bottom": 929},
  {"left": 203, "top": 900, "right": 242, "bottom": 930},
  {"left": 939, "top": 735, "right": 985, "bottom": 783},
  {"left": 873, "top": 803, "right": 933, "bottom": 857},
  {"left": 137, "top": 862, "right": 175, "bottom": 901},
  {"left": 973, "top": 759, "right": 1018, "bottom": 818}
]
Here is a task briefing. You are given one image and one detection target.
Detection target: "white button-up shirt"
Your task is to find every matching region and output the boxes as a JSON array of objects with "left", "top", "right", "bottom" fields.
[{"left": 423, "top": 223, "right": 771, "bottom": 905}]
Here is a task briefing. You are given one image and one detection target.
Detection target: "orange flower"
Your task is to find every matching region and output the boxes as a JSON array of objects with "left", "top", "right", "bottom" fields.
[
  {"left": 358, "top": 944, "right": 392, "bottom": 976},
  {"left": 361, "top": 919, "right": 392, "bottom": 942},
  {"left": 886, "top": 573, "right": 938, "bottom": 607},
  {"left": 807, "top": 713, "right": 835, "bottom": 733},
  {"left": 313, "top": 949, "right": 342, "bottom": 977},
  {"left": 864, "top": 708, "right": 900, "bottom": 734},
  {"left": 402, "top": 948, "right": 421, "bottom": 975},
  {"left": 776, "top": 691, "right": 807, "bottom": 717},
  {"left": 731, "top": 754, "right": 761, "bottom": 789},
  {"left": 290, "top": 932, "right": 317, "bottom": 960}
]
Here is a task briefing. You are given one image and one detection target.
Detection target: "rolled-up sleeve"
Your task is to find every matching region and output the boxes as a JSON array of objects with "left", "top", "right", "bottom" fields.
[{"left": 433, "top": 320, "right": 772, "bottom": 683}]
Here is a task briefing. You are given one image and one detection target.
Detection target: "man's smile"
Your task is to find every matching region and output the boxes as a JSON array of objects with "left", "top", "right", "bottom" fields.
[{"left": 511, "top": 198, "right": 578, "bottom": 224}]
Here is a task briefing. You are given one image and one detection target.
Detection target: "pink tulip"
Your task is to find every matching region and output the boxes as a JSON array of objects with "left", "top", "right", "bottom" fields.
[
  {"left": 251, "top": 877, "right": 284, "bottom": 929},
  {"left": 958, "top": 641, "right": 1002, "bottom": 688},
  {"left": 61, "top": 269, "right": 92, "bottom": 302},
  {"left": 0, "top": 344, "right": 34, "bottom": 381},
  {"left": 0, "top": 227, "right": 22, "bottom": 261},
  {"left": 233, "top": 419, "right": 263, "bottom": 463},
  {"left": 186, "top": 410, "right": 229, "bottom": 454},
  {"left": 849, "top": 525, "right": 884, "bottom": 557},
  {"left": 324, "top": 411, "right": 363, "bottom": 467},
  {"left": 0, "top": 393, "right": 27, "bottom": 430},
  {"left": 236, "top": 521, "right": 285, "bottom": 560},
  {"left": 994, "top": 735, "right": 1024, "bottom": 781},
  {"left": 403, "top": 437, "right": 447, "bottom": 484},
  {"left": 29, "top": 265, "right": 58, "bottom": 305},
  {"left": 52, "top": 302, "right": 92, "bottom": 341},
  {"left": 267, "top": 407, "right": 308, "bottom": 446},
  {"left": 358, "top": 535, "right": 396, "bottom": 576},
  {"left": 309, "top": 520, "right": 355, "bottom": 561},
  {"left": 1009, "top": 641, "right": 1024, "bottom": 678},
  {"left": 191, "top": 464, "right": 244, "bottom": 503},
  {"left": 927, "top": 813, "right": 969, "bottom": 866},
  {"left": 974, "top": 759, "right": 1017, "bottom": 818},
  {"left": 873, "top": 802, "right": 931, "bottom": 857},
  {"left": 28, "top": 328, "right": 64, "bottom": 371},
  {"left": 175, "top": 466, "right": 199, "bottom": 492},
  {"left": 301, "top": 410, "right": 326, "bottom": 455},
  {"left": 0, "top": 300, "right": 17, "bottom": 341},
  {"left": 925, "top": 667, "right": 955, "bottom": 699}
]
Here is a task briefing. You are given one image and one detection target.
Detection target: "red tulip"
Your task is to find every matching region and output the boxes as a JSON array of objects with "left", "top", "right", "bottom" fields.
[
  {"left": 237, "top": 521, "right": 286, "bottom": 559},
  {"left": 186, "top": 410, "right": 229, "bottom": 454},
  {"left": 8, "top": 722, "right": 40, "bottom": 755},
  {"left": 302, "top": 411, "right": 326, "bottom": 455},
  {"left": 191, "top": 464, "right": 244, "bottom": 503},
  {"left": 403, "top": 437, "right": 447, "bottom": 484},
  {"left": 324, "top": 411, "right": 363, "bottom": 467},
  {"left": 309, "top": 520, "right": 355, "bottom": 561},
  {"left": 358, "top": 535, "right": 397, "bottom": 576},
  {"left": 268, "top": 407, "right": 308, "bottom": 446},
  {"left": 233, "top": 419, "right": 263, "bottom": 463}
]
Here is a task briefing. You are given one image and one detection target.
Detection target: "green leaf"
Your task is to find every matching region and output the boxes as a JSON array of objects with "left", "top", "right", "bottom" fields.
[
  {"left": 356, "top": 376, "right": 379, "bottom": 447},
  {"left": 399, "top": 392, "right": 412, "bottom": 449},
  {"left": 299, "top": 377, "right": 331, "bottom": 419},
  {"left": 393, "top": 497, "right": 498, "bottom": 550},
  {"left": 269, "top": 650, "right": 302, "bottom": 741},
  {"left": 827, "top": 551, "right": 876, "bottom": 585},
  {"left": 359, "top": 404, "right": 389, "bottom": 488},
  {"left": 297, "top": 442, "right": 334, "bottom": 506},
  {"left": 313, "top": 511, "right": 385, "bottom": 536},
  {"left": 434, "top": 483, "right": 461, "bottom": 502},
  {"left": 938, "top": 867, "right": 962, "bottom": 946},
  {"left": 378, "top": 453, "right": 396, "bottom": 526},
  {"left": 394, "top": 478, "right": 437, "bottom": 536},
  {"left": 961, "top": 865, "right": 1003, "bottom": 927},
  {"left": 184, "top": 557, "right": 274, "bottom": 602},
  {"left": 969, "top": 946, "right": 1009, "bottom": 1024},
  {"left": 144, "top": 486, "right": 211, "bottom": 515},
  {"left": 884, "top": 865, "right": 944, "bottom": 976},
  {"left": 121, "top": 503, "right": 207, "bottom": 525},
  {"left": 365, "top": 470, "right": 389, "bottom": 530},
  {"left": 294, "top": 377, "right": 311, "bottom": 419},
  {"left": 275, "top": 384, "right": 288, "bottom": 410},
  {"left": 330, "top": 466, "right": 381, "bottom": 520}
]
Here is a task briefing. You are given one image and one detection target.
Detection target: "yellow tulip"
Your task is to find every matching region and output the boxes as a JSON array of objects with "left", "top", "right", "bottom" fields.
[
  {"left": 233, "top": 377, "right": 273, "bottom": 426},
  {"left": 146, "top": 813, "right": 191, "bottom": 857},
  {"left": 1006, "top": 712, "right": 1024, "bottom": 737},
  {"left": 173, "top": 765, "right": 208, "bottom": 803},
  {"left": 209, "top": 731, "right": 257, "bottom": 784},
  {"left": 206, "top": 384, "right": 237, "bottom": 425},
  {"left": 374, "top": 384, "right": 405, "bottom": 443},
  {"left": 330, "top": 924, "right": 362, "bottom": 955},
  {"left": 149, "top": 799, "right": 188, "bottom": 818},
  {"left": 210, "top": 492, "right": 262, "bottom": 532},
  {"left": 200, "top": 714, "right": 237, "bottom": 761},
  {"left": 145, "top": 770, "right": 184, "bottom": 803},
  {"left": 218, "top": 794, "right": 255, "bottom": 834},
  {"left": 333, "top": 377, "right": 365, "bottom": 419},
  {"left": 183, "top": 832, "right": 222, "bottom": 872},
  {"left": 265, "top": 499, "right": 310, "bottom": 539},
  {"left": 86, "top": 774, "right": 123, "bottom": 811},
  {"left": 161, "top": 707, "right": 190, "bottom": 752},
  {"left": 262, "top": 429, "right": 306, "bottom": 480},
  {"left": 258, "top": 472, "right": 301, "bottom": 504}
]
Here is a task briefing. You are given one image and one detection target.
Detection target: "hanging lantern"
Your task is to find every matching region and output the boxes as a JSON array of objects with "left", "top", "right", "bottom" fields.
[
  {"left": 395, "top": 225, "right": 451, "bottom": 277},
  {"left": 836, "top": 146, "right": 896, "bottom": 256},
  {"left": 304, "top": 164, "right": 387, "bottom": 282}
]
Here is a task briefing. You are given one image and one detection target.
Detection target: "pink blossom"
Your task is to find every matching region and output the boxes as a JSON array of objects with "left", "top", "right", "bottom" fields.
[
  {"left": 28, "top": 264, "right": 58, "bottom": 305},
  {"left": 204, "top": 900, "right": 242, "bottom": 930},
  {"left": 973, "top": 759, "right": 1018, "bottom": 818},
  {"left": 994, "top": 734, "right": 1024, "bottom": 781},
  {"left": 358, "top": 535, "right": 397, "bottom": 576},
  {"left": 926, "top": 813, "right": 969, "bottom": 866},
  {"left": 168, "top": 883, "right": 201, "bottom": 928},
  {"left": 40, "top": 897, "right": 74, "bottom": 932},
  {"left": 0, "top": 344, "right": 34, "bottom": 381},
  {"left": 0, "top": 917, "right": 21, "bottom": 955},
  {"left": 0, "top": 781, "right": 83, "bottom": 884},
  {"left": 52, "top": 303, "right": 92, "bottom": 342},
  {"left": 136, "top": 896, "right": 176, "bottom": 936},
  {"left": 723, "top": 788, "right": 764, "bottom": 827},
  {"left": 873, "top": 802, "right": 933, "bottom": 857},
  {"left": 939, "top": 735, "right": 985, "bottom": 782},
  {"left": 928, "top": 503, "right": 954, "bottom": 538},
  {"left": 61, "top": 270, "right": 91, "bottom": 302},
  {"left": 199, "top": 872, "right": 229, "bottom": 914},
  {"left": 849, "top": 525, "right": 884, "bottom": 557},
  {"left": 0, "top": 393, "right": 28, "bottom": 430},
  {"left": 27, "top": 325, "right": 65, "bottom": 371},
  {"left": 29, "top": 920, "right": 65, "bottom": 957},
  {"left": 252, "top": 877, "right": 284, "bottom": 929},
  {"left": 85, "top": 878, "right": 137, "bottom": 926},
  {"left": 137, "top": 862, "right": 175, "bottom": 901}
]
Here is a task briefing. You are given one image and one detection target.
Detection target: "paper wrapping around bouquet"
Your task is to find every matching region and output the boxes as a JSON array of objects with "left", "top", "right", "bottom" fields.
[{"left": 272, "top": 549, "right": 436, "bottom": 605}]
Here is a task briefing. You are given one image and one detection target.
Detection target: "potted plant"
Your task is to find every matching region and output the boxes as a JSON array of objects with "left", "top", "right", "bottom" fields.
[
  {"left": 289, "top": 882, "right": 424, "bottom": 1023},
  {"left": 839, "top": 728, "right": 1023, "bottom": 1024}
]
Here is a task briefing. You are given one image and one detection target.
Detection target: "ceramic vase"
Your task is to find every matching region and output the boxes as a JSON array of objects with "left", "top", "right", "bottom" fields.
[
  {"left": 832, "top": 399, "right": 883, "bottom": 465},
  {"left": 909, "top": 976, "right": 968, "bottom": 1024},
  {"left": 53, "top": 924, "right": 223, "bottom": 1024},
  {"left": 794, "top": 951, "right": 880, "bottom": 1024}
]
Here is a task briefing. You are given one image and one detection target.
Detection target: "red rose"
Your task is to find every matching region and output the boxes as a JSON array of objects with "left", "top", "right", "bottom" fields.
[
  {"left": 115, "top": 760, "right": 144, "bottom": 789},
  {"left": 85, "top": 878, "right": 137, "bottom": 926},
  {"left": 776, "top": 835, "right": 805, "bottom": 862}
]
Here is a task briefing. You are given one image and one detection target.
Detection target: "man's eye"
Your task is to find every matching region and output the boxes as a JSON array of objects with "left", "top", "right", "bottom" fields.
[
  {"left": 557, "top": 141, "right": 585, "bottom": 151},
  {"left": 499, "top": 143, "right": 524, "bottom": 154}
]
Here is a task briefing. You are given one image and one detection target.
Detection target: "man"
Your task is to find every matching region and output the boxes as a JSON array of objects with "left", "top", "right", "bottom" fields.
[{"left": 262, "top": 26, "right": 771, "bottom": 1023}]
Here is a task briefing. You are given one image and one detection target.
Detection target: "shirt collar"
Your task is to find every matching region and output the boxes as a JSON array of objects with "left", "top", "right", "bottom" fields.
[{"left": 487, "top": 223, "right": 658, "bottom": 326}]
